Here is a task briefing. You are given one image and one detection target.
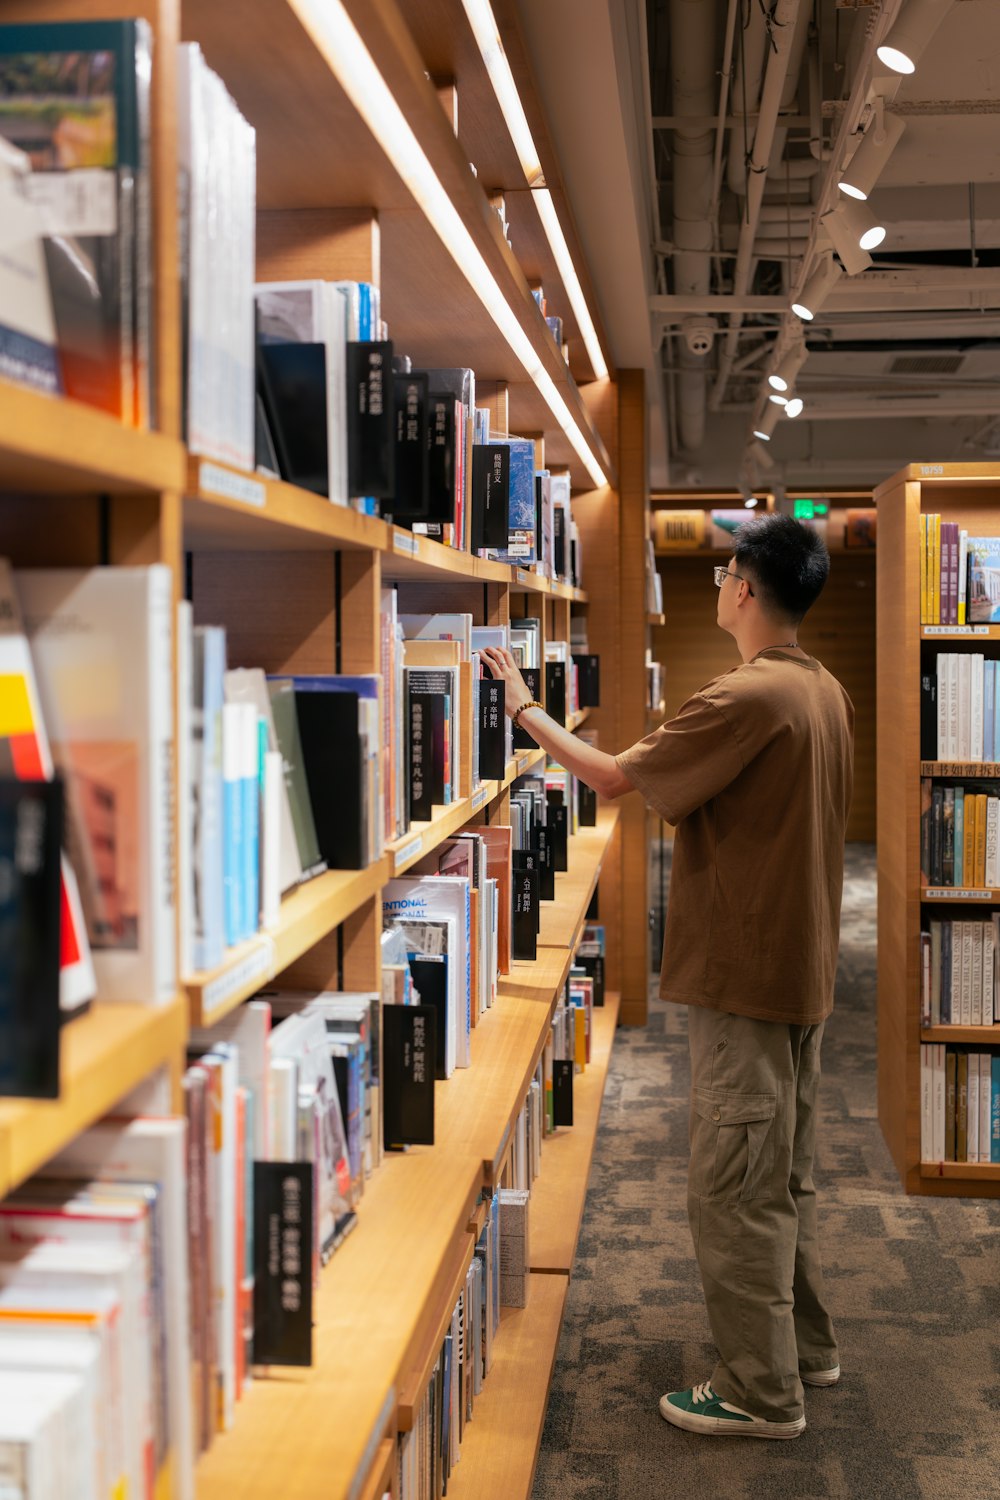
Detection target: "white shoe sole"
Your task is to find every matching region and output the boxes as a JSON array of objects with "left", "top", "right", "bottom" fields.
[
  {"left": 659, "top": 1397, "right": 806, "bottom": 1439},
  {"left": 800, "top": 1366, "right": 840, "bottom": 1387}
]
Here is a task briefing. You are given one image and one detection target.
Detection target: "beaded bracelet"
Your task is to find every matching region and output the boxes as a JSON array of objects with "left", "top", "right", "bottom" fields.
[{"left": 511, "top": 698, "right": 544, "bottom": 731}]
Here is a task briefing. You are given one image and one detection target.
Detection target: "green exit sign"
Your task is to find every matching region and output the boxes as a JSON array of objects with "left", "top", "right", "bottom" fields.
[{"left": 793, "top": 499, "right": 829, "bottom": 519}]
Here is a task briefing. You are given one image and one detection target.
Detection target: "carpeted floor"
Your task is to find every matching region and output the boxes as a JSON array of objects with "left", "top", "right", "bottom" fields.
[{"left": 532, "top": 845, "right": 1000, "bottom": 1500}]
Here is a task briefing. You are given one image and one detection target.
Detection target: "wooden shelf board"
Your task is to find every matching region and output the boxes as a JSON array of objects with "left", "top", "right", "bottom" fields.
[
  {"left": 184, "top": 457, "right": 386, "bottom": 551},
  {"left": 538, "top": 807, "right": 619, "bottom": 951},
  {"left": 443, "top": 1272, "right": 568, "bottom": 1500},
  {"left": 0, "top": 996, "right": 187, "bottom": 1199},
  {"left": 566, "top": 707, "right": 591, "bottom": 732},
  {"left": 920, "top": 888, "right": 1000, "bottom": 904},
  {"left": 183, "top": 0, "right": 613, "bottom": 491},
  {"left": 510, "top": 567, "right": 551, "bottom": 596},
  {"left": 498, "top": 947, "right": 574, "bottom": 1007},
  {"left": 0, "top": 379, "right": 185, "bottom": 495},
  {"left": 647, "top": 612, "right": 666, "bottom": 626},
  {"left": 185, "top": 859, "right": 390, "bottom": 1026},
  {"left": 921, "top": 1025, "right": 1000, "bottom": 1042},
  {"left": 919, "top": 1161, "right": 1000, "bottom": 1181},
  {"left": 532, "top": 993, "right": 621, "bottom": 1274},
  {"left": 384, "top": 528, "right": 512, "bottom": 584},
  {"left": 550, "top": 581, "right": 587, "bottom": 602}
]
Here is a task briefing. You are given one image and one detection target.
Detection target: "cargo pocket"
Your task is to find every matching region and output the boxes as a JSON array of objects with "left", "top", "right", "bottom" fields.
[{"left": 690, "top": 1087, "right": 777, "bottom": 1202}]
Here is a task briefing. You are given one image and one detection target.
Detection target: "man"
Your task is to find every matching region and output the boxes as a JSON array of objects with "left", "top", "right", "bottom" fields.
[{"left": 480, "top": 513, "right": 853, "bottom": 1442}]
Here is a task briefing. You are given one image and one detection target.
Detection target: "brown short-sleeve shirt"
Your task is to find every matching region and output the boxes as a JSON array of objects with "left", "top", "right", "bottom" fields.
[{"left": 617, "top": 648, "right": 854, "bottom": 1025}]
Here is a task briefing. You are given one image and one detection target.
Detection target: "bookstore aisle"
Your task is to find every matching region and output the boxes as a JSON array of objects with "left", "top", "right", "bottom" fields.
[{"left": 533, "top": 845, "right": 1000, "bottom": 1500}]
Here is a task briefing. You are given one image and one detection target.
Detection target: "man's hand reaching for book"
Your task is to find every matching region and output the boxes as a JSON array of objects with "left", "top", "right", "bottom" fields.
[{"left": 480, "top": 646, "right": 533, "bottom": 718}]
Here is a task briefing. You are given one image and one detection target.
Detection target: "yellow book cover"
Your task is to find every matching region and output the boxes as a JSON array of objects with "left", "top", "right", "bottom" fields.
[
  {"left": 573, "top": 1006, "right": 587, "bottom": 1070},
  {"left": 975, "top": 793, "right": 988, "bottom": 886},
  {"left": 928, "top": 513, "right": 938, "bottom": 625},
  {"left": 920, "top": 514, "right": 928, "bottom": 624},
  {"left": 933, "top": 514, "right": 942, "bottom": 624},
  {"left": 963, "top": 795, "right": 976, "bottom": 884},
  {"left": 653, "top": 509, "right": 706, "bottom": 551}
]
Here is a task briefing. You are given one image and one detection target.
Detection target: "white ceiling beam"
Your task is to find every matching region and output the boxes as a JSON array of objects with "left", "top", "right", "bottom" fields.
[{"left": 652, "top": 268, "right": 1000, "bottom": 320}]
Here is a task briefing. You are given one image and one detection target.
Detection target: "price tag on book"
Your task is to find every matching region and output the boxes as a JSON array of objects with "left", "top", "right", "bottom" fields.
[
  {"left": 393, "top": 529, "right": 419, "bottom": 556},
  {"left": 201, "top": 936, "right": 276, "bottom": 1016},
  {"left": 198, "top": 461, "right": 266, "bottom": 509},
  {"left": 394, "top": 834, "right": 423, "bottom": 871},
  {"left": 923, "top": 625, "right": 991, "bottom": 636},
  {"left": 471, "top": 784, "right": 490, "bottom": 812},
  {"left": 924, "top": 888, "right": 993, "bottom": 900}
]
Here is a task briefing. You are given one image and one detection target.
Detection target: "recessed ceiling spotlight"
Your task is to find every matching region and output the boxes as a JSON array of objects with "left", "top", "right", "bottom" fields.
[
  {"left": 820, "top": 203, "right": 879, "bottom": 275},
  {"left": 876, "top": 0, "right": 954, "bottom": 75},
  {"left": 784, "top": 397, "right": 804, "bottom": 419},
  {"left": 769, "top": 392, "right": 789, "bottom": 406},
  {"left": 839, "top": 111, "right": 906, "bottom": 201},
  {"left": 791, "top": 253, "right": 842, "bottom": 322},
  {"left": 744, "top": 496, "right": 759, "bottom": 509},
  {"left": 768, "top": 339, "right": 808, "bottom": 394}
]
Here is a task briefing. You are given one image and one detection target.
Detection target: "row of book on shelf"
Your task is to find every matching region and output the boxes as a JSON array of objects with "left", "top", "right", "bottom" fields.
[
  {"left": 0, "top": 908, "right": 605, "bottom": 1500},
  {"left": 920, "top": 919, "right": 1000, "bottom": 1026},
  {"left": 1, "top": 20, "right": 585, "bottom": 588},
  {"left": 920, "top": 1046, "right": 1000, "bottom": 1164},
  {"left": 921, "top": 654, "right": 1000, "bottom": 763},
  {"left": 920, "top": 781, "right": 1000, "bottom": 891},
  {"left": 0, "top": 558, "right": 601, "bottom": 1090},
  {"left": 649, "top": 507, "right": 877, "bottom": 552},
  {"left": 920, "top": 515, "right": 1000, "bottom": 626}
]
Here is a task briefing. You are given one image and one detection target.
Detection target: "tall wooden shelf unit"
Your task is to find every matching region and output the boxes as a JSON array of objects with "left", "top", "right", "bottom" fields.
[
  {"left": 0, "top": 0, "right": 650, "bottom": 1495},
  {"left": 876, "top": 462, "right": 1000, "bottom": 1199}
]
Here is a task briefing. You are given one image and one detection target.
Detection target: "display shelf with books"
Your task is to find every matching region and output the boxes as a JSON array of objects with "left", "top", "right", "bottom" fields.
[
  {"left": 185, "top": 455, "right": 388, "bottom": 553},
  {"left": 566, "top": 707, "right": 591, "bottom": 733},
  {"left": 530, "top": 990, "right": 621, "bottom": 1275},
  {"left": 0, "top": 995, "right": 187, "bottom": 1200},
  {"left": 877, "top": 462, "right": 1000, "bottom": 1198},
  {"left": 185, "top": 858, "right": 391, "bottom": 1026},
  {"left": 537, "top": 807, "right": 620, "bottom": 953}
]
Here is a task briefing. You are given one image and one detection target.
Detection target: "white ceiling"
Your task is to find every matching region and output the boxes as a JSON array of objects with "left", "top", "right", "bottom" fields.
[{"left": 517, "top": 0, "right": 1000, "bottom": 495}]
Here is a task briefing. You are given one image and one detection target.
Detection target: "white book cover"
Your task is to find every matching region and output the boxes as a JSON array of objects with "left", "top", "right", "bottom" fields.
[
  {"left": 224, "top": 666, "right": 302, "bottom": 896},
  {"left": 196, "top": 1047, "right": 238, "bottom": 1430},
  {"left": 971, "top": 923, "right": 984, "bottom": 1026},
  {"left": 45, "top": 1116, "right": 193, "bottom": 1500},
  {"left": 17, "top": 566, "right": 175, "bottom": 1005},
  {"left": 980, "top": 1054, "right": 992, "bottom": 1163},
  {"left": 945, "top": 654, "right": 959, "bottom": 761},
  {"left": 0, "top": 1241, "right": 150, "bottom": 1500},
  {"left": 971, "top": 653, "right": 985, "bottom": 761},
  {"left": 0, "top": 1330, "right": 104, "bottom": 1500},
  {"left": 988, "top": 799, "right": 1000, "bottom": 889},
  {"left": 957, "top": 653, "right": 971, "bottom": 760},
  {"left": 933, "top": 1044, "right": 946, "bottom": 1162},
  {"left": 386, "top": 875, "right": 471, "bottom": 1067},
  {"left": 961, "top": 921, "right": 973, "bottom": 1026},
  {"left": 0, "top": 139, "right": 62, "bottom": 395},
  {"left": 951, "top": 919, "right": 962, "bottom": 1021},
  {"left": 984, "top": 919, "right": 996, "bottom": 1028},
  {"left": 190, "top": 997, "right": 272, "bottom": 1160},
  {"left": 177, "top": 601, "right": 194, "bottom": 979},
  {"left": 399, "top": 613, "right": 473, "bottom": 661},
  {"left": 269, "top": 1055, "right": 299, "bottom": 1160},
  {"left": 920, "top": 1045, "right": 931, "bottom": 1159},
  {"left": 0, "top": 1369, "right": 93, "bottom": 1500}
]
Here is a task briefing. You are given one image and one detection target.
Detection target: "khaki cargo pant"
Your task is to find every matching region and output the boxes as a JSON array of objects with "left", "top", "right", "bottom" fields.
[{"left": 687, "top": 1006, "right": 838, "bottom": 1425}]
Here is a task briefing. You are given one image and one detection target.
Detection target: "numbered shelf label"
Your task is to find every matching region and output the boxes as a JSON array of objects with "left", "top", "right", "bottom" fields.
[
  {"left": 393, "top": 833, "right": 424, "bottom": 870},
  {"left": 201, "top": 936, "right": 277, "bottom": 1014},
  {"left": 924, "top": 888, "right": 994, "bottom": 901},
  {"left": 392, "top": 529, "right": 419, "bottom": 556},
  {"left": 199, "top": 461, "right": 266, "bottom": 509},
  {"left": 922, "top": 625, "right": 991, "bottom": 636}
]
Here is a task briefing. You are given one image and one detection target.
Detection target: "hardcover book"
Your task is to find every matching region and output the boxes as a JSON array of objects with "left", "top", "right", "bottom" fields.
[
  {"left": 346, "top": 340, "right": 395, "bottom": 500},
  {"left": 382, "top": 1003, "right": 436, "bottom": 1147},
  {"left": 967, "top": 537, "right": 1000, "bottom": 624},
  {"left": 0, "top": 777, "right": 62, "bottom": 1098}
]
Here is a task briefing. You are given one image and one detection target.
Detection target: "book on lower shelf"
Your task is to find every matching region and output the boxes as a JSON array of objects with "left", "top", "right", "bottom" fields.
[{"left": 921, "top": 1044, "right": 999, "bottom": 1164}]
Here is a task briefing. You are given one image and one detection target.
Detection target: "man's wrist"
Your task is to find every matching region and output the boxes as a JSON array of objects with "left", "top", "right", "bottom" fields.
[{"left": 511, "top": 698, "right": 544, "bottom": 730}]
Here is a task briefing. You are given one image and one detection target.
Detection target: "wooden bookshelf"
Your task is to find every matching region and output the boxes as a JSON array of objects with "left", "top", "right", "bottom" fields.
[
  {"left": 444, "top": 1273, "right": 568, "bottom": 1500},
  {"left": 0, "top": 996, "right": 188, "bottom": 1200},
  {"left": 531, "top": 992, "right": 621, "bottom": 1274},
  {"left": 538, "top": 807, "right": 619, "bottom": 951},
  {"left": 566, "top": 706, "right": 591, "bottom": 732},
  {"left": 647, "top": 611, "right": 666, "bottom": 626},
  {"left": 387, "top": 753, "right": 545, "bottom": 876},
  {"left": 184, "top": 456, "right": 386, "bottom": 553},
  {"left": 876, "top": 461, "right": 1000, "bottom": 1199}
]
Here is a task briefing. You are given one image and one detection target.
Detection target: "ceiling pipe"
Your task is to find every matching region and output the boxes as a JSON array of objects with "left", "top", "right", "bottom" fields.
[
  {"left": 669, "top": 0, "right": 716, "bottom": 452},
  {"left": 710, "top": 0, "right": 809, "bottom": 416}
]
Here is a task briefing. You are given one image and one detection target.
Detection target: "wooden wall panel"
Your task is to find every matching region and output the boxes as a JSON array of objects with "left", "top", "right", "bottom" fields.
[
  {"left": 256, "top": 208, "right": 381, "bottom": 285},
  {"left": 652, "top": 551, "right": 876, "bottom": 842}
]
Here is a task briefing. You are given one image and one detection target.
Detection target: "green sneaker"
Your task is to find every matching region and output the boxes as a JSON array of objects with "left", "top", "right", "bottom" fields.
[{"left": 659, "top": 1381, "right": 806, "bottom": 1439}]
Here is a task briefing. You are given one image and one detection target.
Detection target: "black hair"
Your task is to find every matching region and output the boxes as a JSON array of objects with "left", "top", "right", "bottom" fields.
[{"left": 732, "top": 513, "right": 830, "bottom": 623}]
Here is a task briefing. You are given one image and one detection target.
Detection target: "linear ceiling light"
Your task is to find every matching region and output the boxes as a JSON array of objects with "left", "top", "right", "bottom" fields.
[
  {"left": 768, "top": 339, "right": 808, "bottom": 393},
  {"left": 791, "top": 253, "right": 842, "bottom": 321},
  {"left": 820, "top": 204, "right": 877, "bottom": 275},
  {"left": 839, "top": 111, "right": 906, "bottom": 201},
  {"left": 460, "top": 0, "right": 610, "bottom": 381},
  {"left": 292, "top": 0, "right": 608, "bottom": 487},
  {"left": 752, "top": 404, "right": 781, "bottom": 442},
  {"left": 877, "top": 0, "right": 954, "bottom": 75}
]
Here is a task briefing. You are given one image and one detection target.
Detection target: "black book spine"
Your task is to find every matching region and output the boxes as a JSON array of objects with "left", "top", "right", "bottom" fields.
[
  {"left": 578, "top": 782, "right": 597, "bottom": 827},
  {"left": 392, "top": 371, "right": 429, "bottom": 514},
  {"left": 930, "top": 785, "right": 943, "bottom": 884},
  {"left": 921, "top": 668, "right": 938, "bottom": 759},
  {"left": 294, "top": 690, "right": 365, "bottom": 869},
  {"left": 573, "top": 653, "right": 601, "bottom": 709},
  {"left": 407, "top": 690, "right": 445, "bottom": 821},
  {"left": 545, "top": 661, "right": 567, "bottom": 727},
  {"left": 346, "top": 340, "right": 395, "bottom": 499},
  {"left": 470, "top": 444, "right": 511, "bottom": 551},
  {"left": 513, "top": 667, "right": 543, "bottom": 750},
  {"left": 511, "top": 864, "right": 539, "bottom": 960},
  {"left": 553, "top": 505, "right": 565, "bottom": 578},
  {"left": 478, "top": 677, "right": 506, "bottom": 780}
]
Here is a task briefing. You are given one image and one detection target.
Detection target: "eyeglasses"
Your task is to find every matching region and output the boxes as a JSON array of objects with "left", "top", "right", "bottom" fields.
[{"left": 713, "top": 565, "right": 754, "bottom": 596}]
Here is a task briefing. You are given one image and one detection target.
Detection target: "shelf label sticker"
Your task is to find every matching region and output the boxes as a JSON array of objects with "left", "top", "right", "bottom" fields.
[
  {"left": 922, "top": 762, "right": 1000, "bottom": 777},
  {"left": 923, "top": 625, "right": 991, "bottom": 636},
  {"left": 392, "top": 529, "right": 419, "bottom": 556},
  {"left": 202, "top": 936, "right": 276, "bottom": 1014},
  {"left": 920, "top": 464, "right": 945, "bottom": 477},
  {"left": 924, "top": 888, "right": 993, "bottom": 900},
  {"left": 199, "top": 461, "right": 267, "bottom": 509},
  {"left": 472, "top": 784, "right": 490, "bottom": 811},
  {"left": 394, "top": 834, "right": 423, "bottom": 869}
]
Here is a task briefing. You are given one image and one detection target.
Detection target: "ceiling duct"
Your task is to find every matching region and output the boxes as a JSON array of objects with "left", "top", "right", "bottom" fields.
[{"left": 888, "top": 353, "right": 966, "bottom": 375}]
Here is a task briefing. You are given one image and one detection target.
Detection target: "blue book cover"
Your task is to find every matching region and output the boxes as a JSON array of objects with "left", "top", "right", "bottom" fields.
[
  {"left": 194, "top": 627, "right": 226, "bottom": 970},
  {"left": 242, "top": 732, "right": 259, "bottom": 941},
  {"left": 992, "top": 1055, "right": 1000, "bottom": 1162},
  {"left": 491, "top": 439, "right": 537, "bottom": 565},
  {"left": 954, "top": 789, "right": 964, "bottom": 886},
  {"left": 967, "top": 538, "right": 1000, "bottom": 623},
  {"left": 222, "top": 703, "right": 243, "bottom": 949},
  {"left": 986, "top": 663, "right": 996, "bottom": 762}
]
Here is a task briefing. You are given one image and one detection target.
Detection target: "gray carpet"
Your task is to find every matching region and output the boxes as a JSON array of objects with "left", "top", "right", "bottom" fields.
[{"left": 532, "top": 845, "right": 1000, "bottom": 1500}]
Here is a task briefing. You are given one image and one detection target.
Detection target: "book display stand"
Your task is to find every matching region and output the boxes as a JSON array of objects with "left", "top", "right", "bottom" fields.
[
  {"left": 0, "top": 0, "right": 653, "bottom": 1494},
  {"left": 877, "top": 462, "right": 1000, "bottom": 1198}
]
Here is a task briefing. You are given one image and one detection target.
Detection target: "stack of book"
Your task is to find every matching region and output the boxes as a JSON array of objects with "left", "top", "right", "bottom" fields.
[
  {"left": 920, "top": 516, "right": 1000, "bottom": 626},
  {"left": 922, "top": 654, "right": 1000, "bottom": 761},
  {"left": 920, "top": 780, "right": 1000, "bottom": 889},
  {"left": 920, "top": 918, "right": 999, "bottom": 1025},
  {"left": 920, "top": 1045, "right": 1000, "bottom": 1163}
]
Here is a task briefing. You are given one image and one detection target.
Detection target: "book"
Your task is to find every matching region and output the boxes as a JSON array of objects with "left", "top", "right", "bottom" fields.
[
  {"left": 256, "top": 341, "right": 330, "bottom": 495},
  {"left": 18, "top": 565, "right": 176, "bottom": 1004},
  {"left": 267, "top": 679, "right": 325, "bottom": 880},
  {"left": 0, "top": 137, "right": 62, "bottom": 395},
  {"left": 384, "top": 875, "right": 472, "bottom": 1070},
  {"left": 652, "top": 509, "right": 705, "bottom": 550},
  {"left": 0, "top": 778, "right": 62, "bottom": 1097},
  {"left": 0, "top": 19, "right": 154, "bottom": 427},
  {"left": 191, "top": 627, "right": 226, "bottom": 972},
  {"left": 967, "top": 538, "right": 1000, "bottom": 624},
  {"left": 289, "top": 676, "right": 381, "bottom": 871}
]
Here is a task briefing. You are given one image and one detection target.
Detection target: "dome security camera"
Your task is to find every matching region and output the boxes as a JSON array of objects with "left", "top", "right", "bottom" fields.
[{"left": 681, "top": 317, "right": 716, "bottom": 357}]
